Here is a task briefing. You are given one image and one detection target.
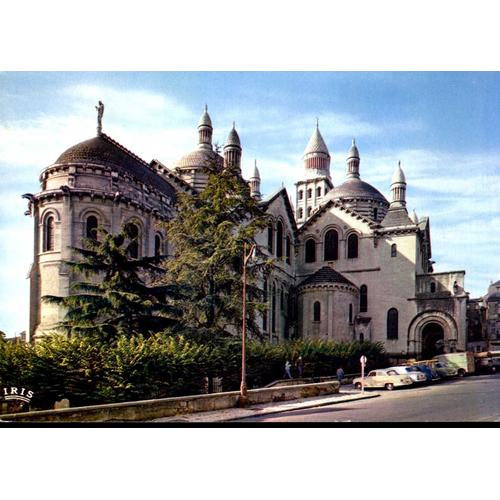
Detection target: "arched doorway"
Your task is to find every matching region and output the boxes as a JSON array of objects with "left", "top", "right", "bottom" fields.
[{"left": 421, "top": 322, "right": 444, "bottom": 359}]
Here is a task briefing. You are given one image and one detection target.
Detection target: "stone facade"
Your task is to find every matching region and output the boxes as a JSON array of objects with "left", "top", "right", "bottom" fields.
[{"left": 25, "top": 106, "right": 468, "bottom": 358}]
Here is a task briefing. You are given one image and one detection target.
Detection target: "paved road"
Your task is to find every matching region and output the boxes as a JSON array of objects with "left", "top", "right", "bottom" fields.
[{"left": 239, "top": 373, "right": 500, "bottom": 422}]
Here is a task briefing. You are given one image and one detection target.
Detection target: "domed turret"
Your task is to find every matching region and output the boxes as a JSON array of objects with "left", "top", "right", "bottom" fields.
[
  {"left": 390, "top": 161, "right": 407, "bottom": 208},
  {"left": 346, "top": 138, "right": 360, "bottom": 179},
  {"left": 248, "top": 159, "right": 261, "bottom": 200},
  {"left": 197, "top": 105, "right": 213, "bottom": 150},
  {"left": 224, "top": 122, "right": 242, "bottom": 170},
  {"left": 302, "top": 121, "right": 331, "bottom": 178}
]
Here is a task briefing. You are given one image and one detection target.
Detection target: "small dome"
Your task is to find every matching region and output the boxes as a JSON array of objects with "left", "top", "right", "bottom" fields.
[
  {"left": 198, "top": 105, "right": 212, "bottom": 128},
  {"left": 303, "top": 125, "right": 329, "bottom": 157},
  {"left": 225, "top": 124, "right": 241, "bottom": 148},
  {"left": 327, "top": 178, "right": 389, "bottom": 205},
  {"left": 175, "top": 148, "right": 224, "bottom": 169},
  {"left": 347, "top": 139, "right": 359, "bottom": 159},
  {"left": 391, "top": 161, "right": 406, "bottom": 184}
]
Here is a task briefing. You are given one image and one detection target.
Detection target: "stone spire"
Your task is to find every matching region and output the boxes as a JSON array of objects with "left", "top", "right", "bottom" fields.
[
  {"left": 248, "top": 159, "right": 261, "bottom": 200},
  {"left": 412, "top": 209, "right": 419, "bottom": 225},
  {"left": 197, "top": 105, "right": 213, "bottom": 150},
  {"left": 346, "top": 138, "right": 360, "bottom": 179},
  {"left": 224, "top": 122, "right": 242, "bottom": 170},
  {"left": 390, "top": 161, "right": 407, "bottom": 208},
  {"left": 302, "top": 122, "right": 331, "bottom": 179}
]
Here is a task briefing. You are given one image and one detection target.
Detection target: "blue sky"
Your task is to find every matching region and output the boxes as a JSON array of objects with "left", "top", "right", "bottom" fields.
[{"left": 1, "top": 71, "right": 499, "bottom": 336}]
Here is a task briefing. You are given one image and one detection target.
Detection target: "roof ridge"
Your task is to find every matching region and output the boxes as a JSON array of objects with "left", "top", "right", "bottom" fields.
[{"left": 101, "top": 133, "right": 151, "bottom": 168}]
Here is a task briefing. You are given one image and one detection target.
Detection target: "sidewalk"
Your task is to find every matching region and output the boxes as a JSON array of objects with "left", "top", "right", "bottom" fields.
[{"left": 151, "top": 390, "right": 380, "bottom": 423}]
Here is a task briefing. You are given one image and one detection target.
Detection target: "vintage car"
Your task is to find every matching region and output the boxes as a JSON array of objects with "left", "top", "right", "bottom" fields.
[
  {"left": 353, "top": 369, "right": 413, "bottom": 391},
  {"left": 433, "top": 361, "right": 458, "bottom": 378},
  {"left": 389, "top": 365, "right": 428, "bottom": 384}
]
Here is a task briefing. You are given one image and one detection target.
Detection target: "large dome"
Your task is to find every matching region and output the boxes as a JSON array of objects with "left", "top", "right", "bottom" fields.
[{"left": 327, "top": 178, "right": 388, "bottom": 205}]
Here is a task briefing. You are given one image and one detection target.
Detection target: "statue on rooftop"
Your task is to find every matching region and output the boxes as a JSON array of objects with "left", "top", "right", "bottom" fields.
[{"left": 95, "top": 100, "right": 104, "bottom": 135}]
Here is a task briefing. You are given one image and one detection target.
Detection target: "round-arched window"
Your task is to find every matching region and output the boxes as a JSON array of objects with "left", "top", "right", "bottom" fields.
[
  {"left": 324, "top": 229, "right": 339, "bottom": 261},
  {"left": 347, "top": 233, "right": 359, "bottom": 259},
  {"left": 313, "top": 301, "right": 321, "bottom": 322},
  {"left": 43, "top": 215, "right": 55, "bottom": 252},
  {"left": 360, "top": 285, "right": 368, "bottom": 312},
  {"left": 305, "top": 239, "right": 316, "bottom": 263},
  {"left": 86, "top": 215, "right": 98, "bottom": 240},
  {"left": 127, "top": 223, "right": 140, "bottom": 259}
]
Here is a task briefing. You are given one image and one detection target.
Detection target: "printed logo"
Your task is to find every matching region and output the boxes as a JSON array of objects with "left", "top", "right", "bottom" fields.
[{"left": 1, "top": 387, "right": 34, "bottom": 404}]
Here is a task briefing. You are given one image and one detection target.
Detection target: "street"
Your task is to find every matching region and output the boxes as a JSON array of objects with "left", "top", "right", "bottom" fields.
[{"left": 239, "top": 373, "right": 500, "bottom": 422}]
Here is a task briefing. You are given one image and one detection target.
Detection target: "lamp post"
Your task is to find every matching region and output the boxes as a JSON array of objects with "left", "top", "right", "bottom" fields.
[{"left": 240, "top": 241, "right": 256, "bottom": 406}]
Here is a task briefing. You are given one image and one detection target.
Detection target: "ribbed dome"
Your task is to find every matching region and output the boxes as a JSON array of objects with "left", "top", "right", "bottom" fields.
[
  {"left": 225, "top": 125, "right": 241, "bottom": 148},
  {"left": 175, "top": 148, "right": 224, "bottom": 169},
  {"left": 303, "top": 126, "right": 329, "bottom": 157},
  {"left": 391, "top": 162, "right": 406, "bottom": 184},
  {"left": 328, "top": 178, "right": 388, "bottom": 205},
  {"left": 198, "top": 106, "right": 212, "bottom": 128},
  {"left": 347, "top": 139, "right": 359, "bottom": 159}
]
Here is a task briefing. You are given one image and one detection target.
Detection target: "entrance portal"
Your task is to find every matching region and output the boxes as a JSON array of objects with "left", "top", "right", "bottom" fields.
[{"left": 421, "top": 322, "right": 445, "bottom": 359}]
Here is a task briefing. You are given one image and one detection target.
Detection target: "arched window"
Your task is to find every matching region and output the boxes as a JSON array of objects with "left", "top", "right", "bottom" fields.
[
  {"left": 298, "top": 190, "right": 303, "bottom": 200},
  {"left": 349, "top": 304, "right": 353, "bottom": 324},
  {"left": 359, "top": 332, "right": 365, "bottom": 342},
  {"left": 307, "top": 189, "right": 312, "bottom": 199},
  {"left": 347, "top": 233, "right": 359, "bottom": 259},
  {"left": 154, "top": 234, "right": 162, "bottom": 257},
  {"left": 276, "top": 220, "right": 283, "bottom": 258},
  {"left": 313, "top": 301, "right": 321, "bottom": 322},
  {"left": 127, "top": 223, "right": 140, "bottom": 259},
  {"left": 86, "top": 215, "right": 98, "bottom": 240},
  {"left": 305, "top": 239, "right": 316, "bottom": 263},
  {"left": 387, "top": 308, "right": 399, "bottom": 340},
  {"left": 285, "top": 235, "right": 291, "bottom": 264},
  {"left": 307, "top": 207, "right": 312, "bottom": 217},
  {"left": 360, "top": 285, "right": 368, "bottom": 312},
  {"left": 43, "top": 215, "right": 55, "bottom": 252},
  {"left": 298, "top": 208, "right": 303, "bottom": 219},
  {"left": 430, "top": 282, "right": 436, "bottom": 293},
  {"left": 324, "top": 229, "right": 339, "bottom": 261},
  {"left": 267, "top": 223, "right": 274, "bottom": 254},
  {"left": 316, "top": 187, "right": 322, "bottom": 197},
  {"left": 262, "top": 278, "right": 268, "bottom": 331},
  {"left": 373, "top": 207, "right": 378, "bottom": 220},
  {"left": 271, "top": 284, "right": 277, "bottom": 333},
  {"left": 391, "top": 243, "right": 397, "bottom": 257}
]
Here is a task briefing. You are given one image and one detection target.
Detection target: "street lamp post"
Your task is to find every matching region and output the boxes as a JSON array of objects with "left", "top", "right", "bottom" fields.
[{"left": 239, "top": 241, "right": 256, "bottom": 407}]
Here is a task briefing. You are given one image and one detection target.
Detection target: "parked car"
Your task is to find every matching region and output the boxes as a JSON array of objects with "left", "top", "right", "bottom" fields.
[
  {"left": 433, "top": 361, "right": 458, "bottom": 378},
  {"left": 434, "top": 352, "right": 475, "bottom": 377},
  {"left": 414, "top": 364, "right": 440, "bottom": 382},
  {"left": 389, "top": 365, "right": 427, "bottom": 384},
  {"left": 474, "top": 356, "right": 497, "bottom": 374},
  {"left": 353, "top": 369, "right": 413, "bottom": 391}
]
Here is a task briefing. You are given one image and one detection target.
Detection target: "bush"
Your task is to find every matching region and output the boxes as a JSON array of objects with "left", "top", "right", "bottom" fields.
[{"left": 0, "top": 334, "right": 387, "bottom": 409}]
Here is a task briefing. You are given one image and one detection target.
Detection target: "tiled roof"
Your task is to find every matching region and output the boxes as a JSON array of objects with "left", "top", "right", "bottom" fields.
[
  {"left": 381, "top": 207, "right": 414, "bottom": 228},
  {"left": 303, "top": 126, "right": 330, "bottom": 157},
  {"left": 55, "top": 134, "right": 176, "bottom": 198},
  {"left": 175, "top": 148, "right": 224, "bottom": 169},
  {"left": 299, "top": 266, "right": 356, "bottom": 287},
  {"left": 328, "top": 178, "right": 389, "bottom": 205},
  {"left": 225, "top": 126, "right": 241, "bottom": 148}
]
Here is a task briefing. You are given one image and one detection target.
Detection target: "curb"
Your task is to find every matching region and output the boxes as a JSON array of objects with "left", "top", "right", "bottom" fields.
[{"left": 224, "top": 392, "right": 381, "bottom": 422}]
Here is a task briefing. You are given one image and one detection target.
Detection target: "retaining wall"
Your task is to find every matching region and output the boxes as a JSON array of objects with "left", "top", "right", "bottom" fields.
[{"left": 0, "top": 381, "right": 339, "bottom": 423}]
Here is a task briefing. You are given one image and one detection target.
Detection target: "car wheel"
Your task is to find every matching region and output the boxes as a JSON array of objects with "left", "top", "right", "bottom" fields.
[
  {"left": 457, "top": 369, "right": 466, "bottom": 377},
  {"left": 385, "top": 383, "right": 394, "bottom": 391},
  {"left": 355, "top": 382, "right": 362, "bottom": 390}
]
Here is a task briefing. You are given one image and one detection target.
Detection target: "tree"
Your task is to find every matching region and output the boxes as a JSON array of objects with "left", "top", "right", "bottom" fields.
[
  {"left": 43, "top": 224, "right": 182, "bottom": 339},
  {"left": 162, "top": 162, "right": 270, "bottom": 338}
]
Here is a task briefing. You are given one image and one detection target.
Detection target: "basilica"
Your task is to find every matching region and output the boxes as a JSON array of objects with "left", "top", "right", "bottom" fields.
[{"left": 25, "top": 105, "right": 469, "bottom": 359}]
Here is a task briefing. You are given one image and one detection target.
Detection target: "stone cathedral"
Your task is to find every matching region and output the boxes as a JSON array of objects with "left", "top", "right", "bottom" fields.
[{"left": 24, "top": 104, "right": 469, "bottom": 360}]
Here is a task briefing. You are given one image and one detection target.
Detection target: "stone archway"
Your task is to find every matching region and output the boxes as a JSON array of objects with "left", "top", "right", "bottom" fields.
[
  {"left": 407, "top": 310, "right": 458, "bottom": 358},
  {"left": 421, "top": 322, "right": 445, "bottom": 359}
]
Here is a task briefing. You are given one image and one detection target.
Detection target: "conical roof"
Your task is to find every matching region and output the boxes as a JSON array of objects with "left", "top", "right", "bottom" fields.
[
  {"left": 392, "top": 161, "right": 406, "bottom": 184},
  {"left": 251, "top": 160, "right": 260, "bottom": 179},
  {"left": 198, "top": 105, "right": 212, "bottom": 127},
  {"left": 299, "top": 266, "right": 356, "bottom": 288},
  {"left": 225, "top": 123, "right": 241, "bottom": 148},
  {"left": 303, "top": 125, "right": 329, "bottom": 157},
  {"left": 347, "top": 138, "right": 360, "bottom": 159}
]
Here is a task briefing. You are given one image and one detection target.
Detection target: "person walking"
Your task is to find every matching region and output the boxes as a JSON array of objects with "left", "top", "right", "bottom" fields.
[
  {"left": 295, "top": 356, "right": 304, "bottom": 378},
  {"left": 336, "top": 366, "right": 345, "bottom": 384},
  {"left": 284, "top": 360, "right": 292, "bottom": 379}
]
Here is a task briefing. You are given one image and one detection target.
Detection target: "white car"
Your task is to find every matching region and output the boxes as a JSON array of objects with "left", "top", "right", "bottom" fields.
[
  {"left": 353, "top": 369, "right": 413, "bottom": 391},
  {"left": 390, "top": 366, "right": 427, "bottom": 383}
]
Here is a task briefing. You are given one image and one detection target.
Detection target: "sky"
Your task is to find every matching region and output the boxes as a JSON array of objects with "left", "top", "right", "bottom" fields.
[{"left": 0, "top": 71, "right": 499, "bottom": 336}]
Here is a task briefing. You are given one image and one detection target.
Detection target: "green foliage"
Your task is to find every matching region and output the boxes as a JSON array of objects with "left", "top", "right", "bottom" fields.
[
  {"left": 0, "top": 334, "right": 387, "bottom": 409},
  {"left": 43, "top": 224, "right": 182, "bottom": 339},
  {"left": 162, "top": 163, "right": 270, "bottom": 337}
]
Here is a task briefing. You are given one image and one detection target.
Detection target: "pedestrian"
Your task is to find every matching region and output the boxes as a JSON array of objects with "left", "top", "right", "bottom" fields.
[
  {"left": 336, "top": 366, "right": 345, "bottom": 384},
  {"left": 295, "top": 356, "right": 304, "bottom": 378},
  {"left": 284, "top": 360, "right": 292, "bottom": 379}
]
